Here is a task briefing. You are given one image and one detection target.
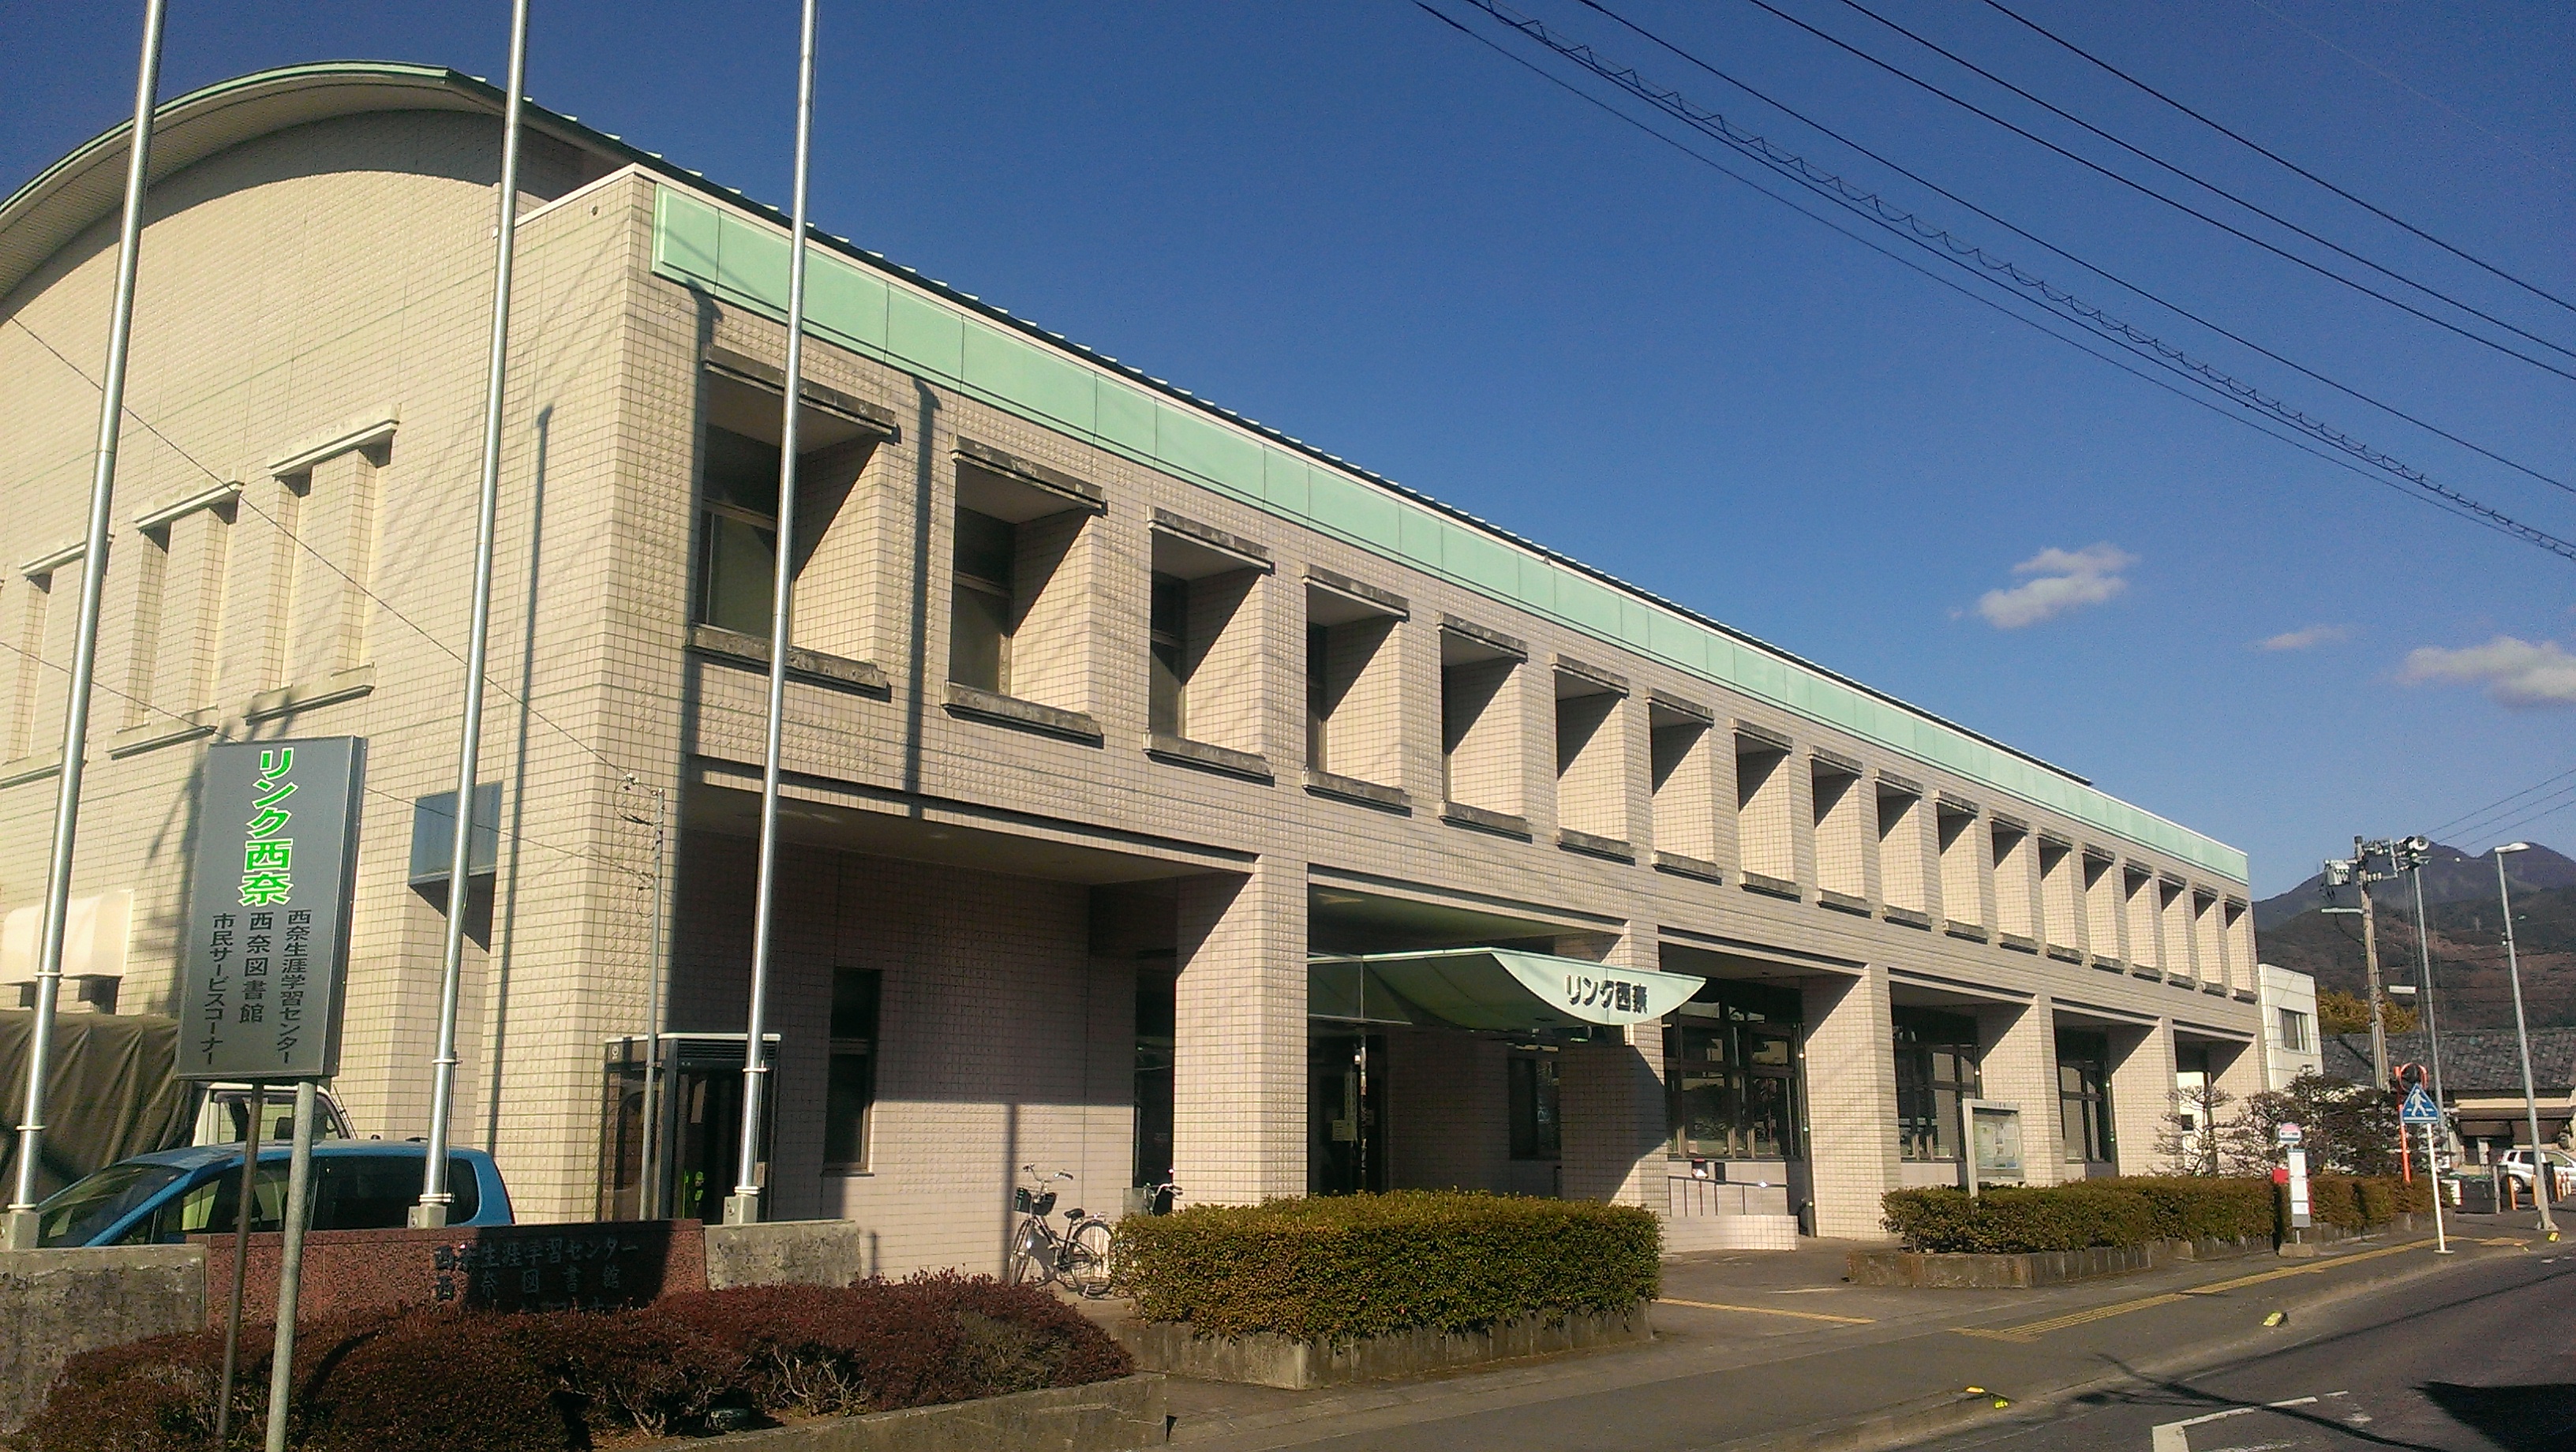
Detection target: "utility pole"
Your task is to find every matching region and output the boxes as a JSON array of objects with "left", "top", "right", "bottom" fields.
[{"left": 2356, "top": 837, "right": 2391, "bottom": 1091}]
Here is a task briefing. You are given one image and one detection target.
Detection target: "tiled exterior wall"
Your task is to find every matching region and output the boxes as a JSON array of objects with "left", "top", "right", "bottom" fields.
[{"left": 0, "top": 94, "right": 2261, "bottom": 1246}]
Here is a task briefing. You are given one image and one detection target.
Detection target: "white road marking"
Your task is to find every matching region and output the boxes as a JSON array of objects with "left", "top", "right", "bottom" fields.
[{"left": 2147, "top": 1398, "right": 2320, "bottom": 1452}]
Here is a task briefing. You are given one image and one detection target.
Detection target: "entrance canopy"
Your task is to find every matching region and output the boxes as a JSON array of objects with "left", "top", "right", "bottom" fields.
[{"left": 1310, "top": 949, "right": 1705, "bottom": 1033}]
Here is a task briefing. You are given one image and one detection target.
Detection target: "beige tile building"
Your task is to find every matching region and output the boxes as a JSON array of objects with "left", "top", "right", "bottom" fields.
[{"left": 0, "top": 64, "right": 2263, "bottom": 1263}]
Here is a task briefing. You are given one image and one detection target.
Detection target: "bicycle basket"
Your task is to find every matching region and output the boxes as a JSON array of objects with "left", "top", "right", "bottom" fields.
[
  {"left": 1032, "top": 1190, "right": 1058, "bottom": 1217},
  {"left": 1013, "top": 1187, "right": 1034, "bottom": 1213}
]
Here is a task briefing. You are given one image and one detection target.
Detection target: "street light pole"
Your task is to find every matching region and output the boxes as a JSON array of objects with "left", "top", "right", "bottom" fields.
[{"left": 2494, "top": 843, "right": 2557, "bottom": 1237}]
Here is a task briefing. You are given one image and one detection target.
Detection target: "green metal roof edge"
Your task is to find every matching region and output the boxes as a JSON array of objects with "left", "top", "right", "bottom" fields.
[
  {"left": 648, "top": 185, "right": 2246, "bottom": 883},
  {"left": 0, "top": 61, "right": 2246, "bottom": 884}
]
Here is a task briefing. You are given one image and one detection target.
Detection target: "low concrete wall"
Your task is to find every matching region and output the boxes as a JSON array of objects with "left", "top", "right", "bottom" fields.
[
  {"left": 1118, "top": 1303, "right": 1651, "bottom": 1390},
  {"left": 1848, "top": 1234, "right": 2272, "bottom": 1289},
  {"left": 642, "top": 1375, "right": 1167, "bottom": 1452},
  {"left": 0, "top": 1244, "right": 205, "bottom": 1431},
  {"left": 2281, "top": 1212, "right": 2431, "bottom": 1258},
  {"left": 704, "top": 1220, "right": 874, "bottom": 1289}
]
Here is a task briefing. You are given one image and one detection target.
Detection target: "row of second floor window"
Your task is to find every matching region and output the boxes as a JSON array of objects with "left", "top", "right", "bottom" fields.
[{"left": 687, "top": 411, "right": 2247, "bottom": 990}]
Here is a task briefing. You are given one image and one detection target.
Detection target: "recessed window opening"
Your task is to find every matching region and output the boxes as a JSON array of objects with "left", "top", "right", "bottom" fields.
[
  {"left": 1936, "top": 803, "right": 1983, "bottom": 930},
  {"left": 2223, "top": 901, "right": 2253, "bottom": 991},
  {"left": 2056, "top": 1030, "right": 2114, "bottom": 1164},
  {"left": 1507, "top": 1054, "right": 1561, "bottom": 1161},
  {"left": 2193, "top": 891, "right": 2225, "bottom": 990},
  {"left": 1812, "top": 758, "right": 1868, "bottom": 901},
  {"left": 2160, "top": 880, "right": 2194, "bottom": 980},
  {"left": 1554, "top": 671, "right": 1625, "bottom": 843},
  {"left": 948, "top": 450, "right": 1096, "bottom": 711},
  {"left": 1304, "top": 581, "right": 1402, "bottom": 784},
  {"left": 1993, "top": 821, "right": 2036, "bottom": 942},
  {"left": 1894, "top": 1006, "right": 1981, "bottom": 1162},
  {"left": 1648, "top": 700, "right": 1715, "bottom": 863},
  {"left": 2039, "top": 838, "right": 2082, "bottom": 955},
  {"left": 1877, "top": 781, "right": 1929, "bottom": 916},
  {"left": 695, "top": 373, "right": 881, "bottom": 645},
  {"left": 1149, "top": 572, "right": 1189, "bottom": 737},
  {"left": 1440, "top": 626, "right": 1522, "bottom": 816},
  {"left": 2125, "top": 867, "right": 2161, "bottom": 974},
  {"left": 2084, "top": 852, "right": 2122, "bottom": 963},
  {"left": 2275, "top": 1006, "right": 2309, "bottom": 1053},
  {"left": 1734, "top": 733, "right": 1795, "bottom": 886},
  {"left": 823, "top": 967, "right": 881, "bottom": 1171},
  {"left": 1148, "top": 523, "right": 1265, "bottom": 753}
]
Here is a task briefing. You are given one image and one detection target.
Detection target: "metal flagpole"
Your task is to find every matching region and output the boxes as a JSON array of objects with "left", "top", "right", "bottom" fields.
[
  {"left": 3, "top": 0, "right": 168, "bottom": 1252},
  {"left": 416, "top": 0, "right": 532, "bottom": 1229},
  {"left": 260, "top": 1082, "right": 318, "bottom": 1452},
  {"left": 726, "top": 0, "right": 822, "bottom": 1227}
]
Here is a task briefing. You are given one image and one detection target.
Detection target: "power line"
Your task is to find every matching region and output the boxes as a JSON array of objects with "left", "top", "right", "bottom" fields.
[
  {"left": 8, "top": 316, "right": 635, "bottom": 784},
  {"left": 0, "top": 634, "right": 635, "bottom": 880},
  {"left": 1567, "top": 0, "right": 2576, "bottom": 499},
  {"left": 1976, "top": 0, "right": 2576, "bottom": 316},
  {"left": 2242, "top": 0, "right": 2574, "bottom": 185},
  {"left": 1440, "top": 0, "right": 2576, "bottom": 563},
  {"left": 2461, "top": 783, "right": 2576, "bottom": 856},
  {"left": 1729, "top": 0, "right": 2576, "bottom": 381},
  {"left": 2428, "top": 763, "right": 2576, "bottom": 839}
]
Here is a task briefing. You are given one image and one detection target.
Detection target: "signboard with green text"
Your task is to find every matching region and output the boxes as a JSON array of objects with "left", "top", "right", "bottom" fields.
[{"left": 176, "top": 737, "right": 365, "bottom": 1080}]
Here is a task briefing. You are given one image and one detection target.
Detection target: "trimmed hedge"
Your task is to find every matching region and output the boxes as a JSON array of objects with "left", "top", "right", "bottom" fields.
[
  {"left": 19, "top": 1274, "right": 1132, "bottom": 1452},
  {"left": 1882, "top": 1177, "right": 2275, "bottom": 1254},
  {"left": 1116, "top": 1191, "right": 1659, "bottom": 1342},
  {"left": 2302, "top": 1173, "right": 2433, "bottom": 1230}
]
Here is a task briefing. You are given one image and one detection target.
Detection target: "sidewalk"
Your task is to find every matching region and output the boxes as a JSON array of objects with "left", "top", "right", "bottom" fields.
[{"left": 1151, "top": 1217, "right": 2548, "bottom": 1450}]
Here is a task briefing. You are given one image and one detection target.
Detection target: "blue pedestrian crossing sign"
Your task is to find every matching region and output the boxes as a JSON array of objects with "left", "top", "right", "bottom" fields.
[{"left": 2400, "top": 1086, "right": 2441, "bottom": 1125}]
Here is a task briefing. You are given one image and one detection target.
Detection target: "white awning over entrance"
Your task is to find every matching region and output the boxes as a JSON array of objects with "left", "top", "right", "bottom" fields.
[{"left": 1309, "top": 949, "right": 1705, "bottom": 1032}]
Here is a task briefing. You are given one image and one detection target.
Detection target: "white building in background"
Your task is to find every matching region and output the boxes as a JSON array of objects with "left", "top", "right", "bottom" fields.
[{"left": 2257, "top": 964, "right": 2322, "bottom": 1090}]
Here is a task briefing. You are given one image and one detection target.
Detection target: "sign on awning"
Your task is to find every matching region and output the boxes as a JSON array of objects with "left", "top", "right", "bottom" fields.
[
  {"left": 1309, "top": 949, "right": 1704, "bottom": 1032},
  {"left": 176, "top": 738, "right": 365, "bottom": 1080}
]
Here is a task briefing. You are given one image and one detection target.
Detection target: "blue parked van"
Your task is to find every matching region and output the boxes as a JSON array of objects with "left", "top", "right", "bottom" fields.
[{"left": 33, "top": 1142, "right": 512, "bottom": 1247}]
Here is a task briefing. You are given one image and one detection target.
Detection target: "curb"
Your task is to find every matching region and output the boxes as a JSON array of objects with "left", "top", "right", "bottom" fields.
[{"left": 1702, "top": 1233, "right": 2528, "bottom": 1452}]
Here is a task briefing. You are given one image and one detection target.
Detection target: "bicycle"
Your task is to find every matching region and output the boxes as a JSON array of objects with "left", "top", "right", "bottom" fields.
[{"left": 1007, "top": 1166, "right": 1116, "bottom": 1297}]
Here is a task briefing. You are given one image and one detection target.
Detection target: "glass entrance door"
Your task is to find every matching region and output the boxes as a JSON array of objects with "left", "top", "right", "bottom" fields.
[{"left": 1309, "top": 1031, "right": 1387, "bottom": 1195}]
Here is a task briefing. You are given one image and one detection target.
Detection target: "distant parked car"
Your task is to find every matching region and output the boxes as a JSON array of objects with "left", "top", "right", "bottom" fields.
[
  {"left": 2495, "top": 1147, "right": 2576, "bottom": 1193},
  {"left": 32, "top": 1142, "right": 511, "bottom": 1248}
]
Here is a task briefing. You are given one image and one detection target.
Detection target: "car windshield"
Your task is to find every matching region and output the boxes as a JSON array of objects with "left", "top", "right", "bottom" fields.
[{"left": 35, "top": 1163, "right": 186, "bottom": 1247}]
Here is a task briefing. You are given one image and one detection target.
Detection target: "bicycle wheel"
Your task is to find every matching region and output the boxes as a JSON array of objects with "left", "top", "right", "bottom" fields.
[
  {"left": 1005, "top": 1222, "right": 1046, "bottom": 1286},
  {"left": 1065, "top": 1218, "right": 1117, "bottom": 1298}
]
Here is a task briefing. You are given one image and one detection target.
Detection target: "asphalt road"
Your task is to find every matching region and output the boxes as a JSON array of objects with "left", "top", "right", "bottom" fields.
[{"left": 1914, "top": 1248, "right": 2576, "bottom": 1452}]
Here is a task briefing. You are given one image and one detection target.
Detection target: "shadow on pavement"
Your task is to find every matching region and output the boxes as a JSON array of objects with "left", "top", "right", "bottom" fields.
[{"left": 2417, "top": 1382, "right": 2576, "bottom": 1451}]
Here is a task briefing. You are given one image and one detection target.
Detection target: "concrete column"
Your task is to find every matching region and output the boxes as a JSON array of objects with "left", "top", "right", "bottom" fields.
[
  {"left": 2108, "top": 1017, "right": 2176, "bottom": 1175},
  {"left": 1802, "top": 965, "right": 1900, "bottom": 1239},
  {"left": 1558, "top": 930, "right": 1667, "bottom": 1206},
  {"left": 1976, "top": 997, "right": 2061, "bottom": 1185},
  {"left": 1172, "top": 857, "right": 1307, "bottom": 1203}
]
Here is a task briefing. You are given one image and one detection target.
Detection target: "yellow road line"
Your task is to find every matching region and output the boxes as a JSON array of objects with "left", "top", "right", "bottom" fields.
[
  {"left": 1657, "top": 1297, "right": 1875, "bottom": 1325},
  {"left": 1953, "top": 1235, "right": 2473, "bottom": 1343}
]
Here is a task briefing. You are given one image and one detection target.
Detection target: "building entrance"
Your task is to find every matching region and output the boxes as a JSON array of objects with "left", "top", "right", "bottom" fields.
[
  {"left": 1309, "top": 1030, "right": 1387, "bottom": 1195},
  {"left": 598, "top": 1034, "right": 777, "bottom": 1221}
]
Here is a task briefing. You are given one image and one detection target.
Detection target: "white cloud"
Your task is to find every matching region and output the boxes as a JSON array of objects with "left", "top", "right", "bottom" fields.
[
  {"left": 2399, "top": 636, "right": 2576, "bottom": 709},
  {"left": 2255, "top": 624, "right": 2347, "bottom": 653},
  {"left": 1975, "top": 544, "right": 2136, "bottom": 629}
]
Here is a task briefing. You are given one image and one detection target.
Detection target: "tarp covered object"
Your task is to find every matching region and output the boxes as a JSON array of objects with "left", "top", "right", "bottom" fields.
[{"left": 0, "top": 1011, "right": 189, "bottom": 1201}]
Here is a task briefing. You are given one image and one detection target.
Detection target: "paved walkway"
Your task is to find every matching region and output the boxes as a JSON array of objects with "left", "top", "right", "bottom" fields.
[{"left": 1142, "top": 1213, "right": 2555, "bottom": 1450}]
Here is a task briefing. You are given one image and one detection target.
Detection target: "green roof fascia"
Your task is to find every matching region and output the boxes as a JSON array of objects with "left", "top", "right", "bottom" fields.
[{"left": 647, "top": 184, "right": 2248, "bottom": 884}]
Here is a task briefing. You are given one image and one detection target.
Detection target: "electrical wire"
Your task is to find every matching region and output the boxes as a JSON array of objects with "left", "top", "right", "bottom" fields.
[
  {"left": 1731, "top": 0, "right": 2576, "bottom": 380},
  {"left": 0, "top": 634, "right": 636, "bottom": 879},
  {"left": 8, "top": 315, "right": 638, "bottom": 784},
  {"left": 2243, "top": 0, "right": 2574, "bottom": 185},
  {"left": 1975, "top": 0, "right": 2576, "bottom": 316},
  {"left": 2457, "top": 780, "right": 2576, "bottom": 856},
  {"left": 1440, "top": 0, "right": 2576, "bottom": 562},
  {"left": 1569, "top": 0, "right": 2576, "bottom": 499},
  {"left": 2428, "top": 764, "right": 2576, "bottom": 839}
]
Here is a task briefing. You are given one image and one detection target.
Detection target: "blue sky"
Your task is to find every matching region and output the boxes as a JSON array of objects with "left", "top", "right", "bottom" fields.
[{"left": 6, "top": 1, "right": 2570, "bottom": 895}]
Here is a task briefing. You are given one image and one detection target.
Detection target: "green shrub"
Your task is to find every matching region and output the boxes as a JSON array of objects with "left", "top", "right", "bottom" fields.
[
  {"left": 1116, "top": 1191, "right": 1659, "bottom": 1342},
  {"left": 2300, "top": 1173, "right": 2428, "bottom": 1229},
  {"left": 1882, "top": 1177, "right": 2274, "bottom": 1253},
  {"left": 20, "top": 1278, "right": 1131, "bottom": 1452}
]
